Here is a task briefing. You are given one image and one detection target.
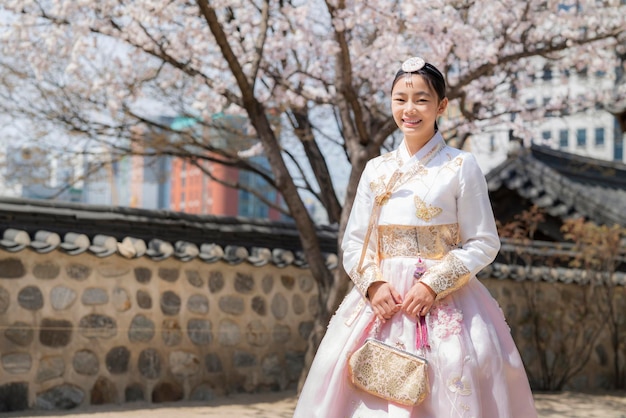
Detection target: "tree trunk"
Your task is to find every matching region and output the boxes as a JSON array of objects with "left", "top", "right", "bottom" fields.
[
  {"left": 296, "top": 145, "right": 374, "bottom": 392},
  {"left": 297, "top": 265, "right": 351, "bottom": 391}
]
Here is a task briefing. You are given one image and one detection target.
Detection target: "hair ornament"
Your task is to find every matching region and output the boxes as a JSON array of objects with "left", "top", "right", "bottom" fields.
[{"left": 401, "top": 57, "right": 426, "bottom": 73}]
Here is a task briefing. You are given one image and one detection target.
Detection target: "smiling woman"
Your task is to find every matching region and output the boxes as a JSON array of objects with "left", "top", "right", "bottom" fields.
[
  {"left": 294, "top": 57, "right": 538, "bottom": 418},
  {"left": 391, "top": 78, "right": 447, "bottom": 155}
]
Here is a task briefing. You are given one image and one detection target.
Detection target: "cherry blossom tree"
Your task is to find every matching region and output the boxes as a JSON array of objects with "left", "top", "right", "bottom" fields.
[
  {"left": 562, "top": 218, "right": 626, "bottom": 389},
  {"left": 1, "top": 0, "right": 625, "bottom": 386}
]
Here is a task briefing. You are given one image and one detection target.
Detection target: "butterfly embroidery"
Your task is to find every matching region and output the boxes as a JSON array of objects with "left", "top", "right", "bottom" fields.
[
  {"left": 370, "top": 176, "right": 387, "bottom": 196},
  {"left": 414, "top": 196, "right": 442, "bottom": 221}
]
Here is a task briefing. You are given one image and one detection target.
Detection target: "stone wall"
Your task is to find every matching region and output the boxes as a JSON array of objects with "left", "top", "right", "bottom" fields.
[
  {"left": 483, "top": 277, "right": 625, "bottom": 391},
  {"left": 0, "top": 250, "right": 317, "bottom": 412},
  {"left": 0, "top": 250, "right": 624, "bottom": 412}
]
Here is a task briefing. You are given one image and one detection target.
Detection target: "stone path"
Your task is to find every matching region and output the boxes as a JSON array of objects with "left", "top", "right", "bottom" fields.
[{"left": 3, "top": 390, "right": 626, "bottom": 418}]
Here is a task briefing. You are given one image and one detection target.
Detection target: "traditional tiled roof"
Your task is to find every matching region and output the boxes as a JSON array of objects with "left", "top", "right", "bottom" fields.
[
  {"left": 478, "top": 262, "right": 626, "bottom": 285},
  {"left": 489, "top": 238, "right": 626, "bottom": 285},
  {"left": 487, "top": 145, "right": 626, "bottom": 227},
  {"left": 0, "top": 197, "right": 338, "bottom": 269}
]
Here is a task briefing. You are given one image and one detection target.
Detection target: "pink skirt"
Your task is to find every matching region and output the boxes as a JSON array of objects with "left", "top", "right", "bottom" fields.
[{"left": 294, "top": 257, "right": 538, "bottom": 418}]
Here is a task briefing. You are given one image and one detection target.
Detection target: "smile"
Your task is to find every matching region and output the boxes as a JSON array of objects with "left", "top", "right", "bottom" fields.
[{"left": 403, "top": 118, "right": 421, "bottom": 124}]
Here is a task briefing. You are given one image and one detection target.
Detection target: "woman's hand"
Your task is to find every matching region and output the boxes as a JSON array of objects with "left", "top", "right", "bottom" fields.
[
  {"left": 403, "top": 281, "right": 436, "bottom": 317},
  {"left": 367, "top": 281, "right": 403, "bottom": 323}
]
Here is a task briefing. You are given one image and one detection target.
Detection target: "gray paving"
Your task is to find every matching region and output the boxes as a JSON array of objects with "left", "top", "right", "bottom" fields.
[{"left": 3, "top": 390, "right": 626, "bottom": 418}]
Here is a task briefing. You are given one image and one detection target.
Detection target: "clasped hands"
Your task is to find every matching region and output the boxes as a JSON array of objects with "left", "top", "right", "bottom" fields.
[{"left": 367, "top": 280, "right": 436, "bottom": 323}]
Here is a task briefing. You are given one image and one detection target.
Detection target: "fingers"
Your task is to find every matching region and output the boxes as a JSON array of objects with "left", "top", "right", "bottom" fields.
[
  {"left": 416, "top": 302, "right": 433, "bottom": 316},
  {"left": 370, "top": 283, "right": 402, "bottom": 322},
  {"left": 370, "top": 282, "right": 435, "bottom": 321},
  {"left": 405, "top": 302, "right": 433, "bottom": 317},
  {"left": 403, "top": 283, "right": 435, "bottom": 317},
  {"left": 405, "top": 301, "right": 426, "bottom": 317},
  {"left": 390, "top": 287, "right": 403, "bottom": 304},
  {"left": 373, "top": 306, "right": 394, "bottom": 323},
  {"left": 373, "top": 300, "right": 401, "bottom": 322}
]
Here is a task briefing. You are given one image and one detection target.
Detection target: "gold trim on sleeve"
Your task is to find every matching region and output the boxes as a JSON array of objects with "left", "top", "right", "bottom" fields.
[
  {"left": 349, "top": 263, "right": 385, "bottom": 298},
  {"left": 420, "top": 253, "right": 471, "bottom": 300}
]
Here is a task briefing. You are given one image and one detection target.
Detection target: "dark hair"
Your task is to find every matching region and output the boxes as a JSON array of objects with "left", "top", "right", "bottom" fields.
[{"left": 391, "top": 62, "right": 446, "bottom": 101}]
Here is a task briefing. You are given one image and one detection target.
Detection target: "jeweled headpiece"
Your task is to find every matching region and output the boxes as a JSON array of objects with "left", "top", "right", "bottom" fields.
[
  {"left": 401, "top": 57, "right": 426, "bottom": 88},
  {"left": 401, "top": 57, "right": 426, "bottom": 73},
  {"left": 392, "top": 57, "right": 446, "bottom": 95}
]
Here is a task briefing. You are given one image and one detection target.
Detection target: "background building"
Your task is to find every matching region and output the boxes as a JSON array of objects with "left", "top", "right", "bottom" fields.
[
  {"left": 167, "top": 114, "right": 285, "bottom": 221},
  {"left": 470, "top": 59, "right": 625, "bottom": 174},
  {"left": 2, "top": 144, "right": 82, "bottom": 202},
  {"left": 0, "top": 114, "right": 285, "bottom": 221}
]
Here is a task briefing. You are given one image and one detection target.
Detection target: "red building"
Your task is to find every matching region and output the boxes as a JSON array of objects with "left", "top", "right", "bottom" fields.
[
  {"left": 167, "top": 114, "right": 284, "bottom": 220},
  {"left": 170, "top": 158, "right": 233, "bottom": 215},
  {"left": 169, "top": 156, "right": 283, "bottom": 220}
]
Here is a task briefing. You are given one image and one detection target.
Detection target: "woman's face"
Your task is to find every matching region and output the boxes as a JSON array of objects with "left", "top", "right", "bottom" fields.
[{"left": 391, "top": 74, "right": 447, "bottom": 144}]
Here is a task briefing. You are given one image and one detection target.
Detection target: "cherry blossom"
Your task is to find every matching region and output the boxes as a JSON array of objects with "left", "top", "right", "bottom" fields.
[{"left": 0, "top": 1, "right": 623, "bottom": 374}]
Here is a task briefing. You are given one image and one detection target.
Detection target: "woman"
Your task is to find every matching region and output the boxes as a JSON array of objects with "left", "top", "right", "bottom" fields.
[{"left": 293, "top": 57, "right": 537, "bottom": 417}]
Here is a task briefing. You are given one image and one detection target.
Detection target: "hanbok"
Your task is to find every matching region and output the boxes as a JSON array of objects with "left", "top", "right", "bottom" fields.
[{"left": 294, "top": 133, "right": 537, "bottom": 418}]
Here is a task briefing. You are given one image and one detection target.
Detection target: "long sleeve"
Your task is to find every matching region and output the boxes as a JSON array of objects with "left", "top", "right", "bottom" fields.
[
  {"left": 341, "top": 161, "right": 385, "bottom": 299},
  {"left": 420, "top": 153, "right": 500, "bottom": 299}
]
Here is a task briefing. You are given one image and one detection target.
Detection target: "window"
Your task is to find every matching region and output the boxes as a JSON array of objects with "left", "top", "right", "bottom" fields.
[
  {"left": 237, "top": 156, "right": 273, "bottom": 218},
  {"left": 541, "top": 131, "right": 552, "bottom": 143},
  {"left": 595, "top": 128, "right": 605, "bottom": 146},
  {"left": 615, "top": 138, "right": 624, "bottom": 162},
  {"left": 543, "top": 97, "right": 554, "bottom": 116},
  {"left": 576, "top": 129, "right": 586, "bottom": 147},
  {"left": 542, "top": 67, "right": 552, "bottom": 81},
  {"left": 559, "top": 130, "right": 569, "bottom": 148},
  {"left": 489, "top": 135, "right": 496, "bottom": 153}
]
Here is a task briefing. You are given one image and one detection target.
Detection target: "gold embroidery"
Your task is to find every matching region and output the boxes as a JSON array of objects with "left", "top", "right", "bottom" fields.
[
  {"left": 421, "top": 253, "right": 471, "bottom": 300},
  {"left": 349, "top": 263, "right": 384, "bottom": 298},
  {"left": 378, "top": 224, "right": 460, "bottom": 260},
  {"left": 454, "top": 157, "right": 463, "bottom": 167},
  {"left": 370, "top": 144, "right": 446, "bottom": 209},
  {"left": 348, "top": 339, "right": 429, "bottom": 406},
  {"left": 382, "top": 151, "right": 396, "bottom": 163},
  {"left": 370, "top": 176, "right": 387, "bottom": 196},
  {"left": 414, "top": 196, "right": 443, "bottom": 222},
  {"left": 398, "top": 163, "right": 428, "bottom": 185},
  {"left": 356, "top": 143, "right": 448, "bottom": 299},
  {"left": 370, "top": 171, "right": 403, "bottom": 206}
]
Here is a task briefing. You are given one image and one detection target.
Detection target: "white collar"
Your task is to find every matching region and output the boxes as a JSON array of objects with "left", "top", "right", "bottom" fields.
[{"left": 398, "top": 132, "right": 445, "bottom": 167}]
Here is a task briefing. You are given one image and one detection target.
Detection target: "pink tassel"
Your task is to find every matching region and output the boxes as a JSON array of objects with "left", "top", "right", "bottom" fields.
[
  {"left": 416, "top": 315, "right": 429, "bottom": 349},
  {"left": 413, "top": 257, "right": 426, "bottom": 279}
]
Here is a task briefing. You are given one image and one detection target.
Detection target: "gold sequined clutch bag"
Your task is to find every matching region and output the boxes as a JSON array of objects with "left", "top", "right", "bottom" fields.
[{"left": 348, "top": 338, "right": 429, "bottom": 406}]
